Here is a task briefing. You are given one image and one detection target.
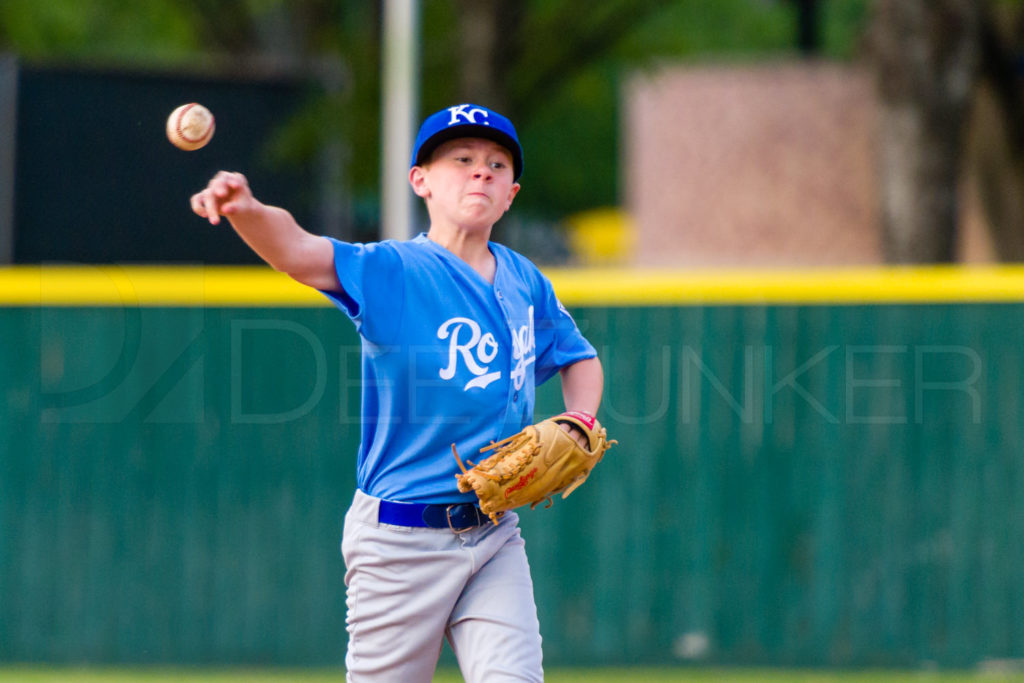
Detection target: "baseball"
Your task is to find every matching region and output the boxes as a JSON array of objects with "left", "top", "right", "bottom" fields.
[{"left": 166, "top": 103, "right": 215, "bottom": 151}]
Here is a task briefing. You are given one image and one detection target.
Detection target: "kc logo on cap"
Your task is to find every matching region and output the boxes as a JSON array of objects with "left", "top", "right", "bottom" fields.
[
  {"left": 411, "top": 103, "right": 524, "bottom": 180},
  {"left": 446, "top": 104, "right": 490, "bottom": 126}
]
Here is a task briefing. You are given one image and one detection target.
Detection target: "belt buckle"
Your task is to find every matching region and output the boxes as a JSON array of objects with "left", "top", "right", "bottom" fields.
[{"left": 445, "top": 504, "right": 476, "bottom": 533}]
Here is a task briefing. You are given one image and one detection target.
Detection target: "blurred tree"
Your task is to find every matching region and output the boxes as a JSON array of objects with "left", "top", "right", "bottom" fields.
[
  {"left": 793, "top": 0, "right": 821, "bottom": 55},
  {"left": 966, "top": 0, "right": 1024, "bottom": 260},
  {"left": 441, "top": 0, "right": 674, "bottom": 119},
  {"left": 454, "top": 0, "right": 518, "bottom": 113},
  {"left": 501, "top": 0, "right": 671, "bottom": 118},
  {"left": 0, "top": 0, "right": 200, "bottom": 61},
  {"left": 866, "top": 0, "right": 1024, "bottom": 263},
  {"left": 866, "top": 0, "right": 983, "bottom": 263}
]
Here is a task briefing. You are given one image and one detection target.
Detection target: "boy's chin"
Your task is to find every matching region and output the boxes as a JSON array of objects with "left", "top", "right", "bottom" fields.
[{"left": 457, "top": 210, "right": 503, "bottom": 231}]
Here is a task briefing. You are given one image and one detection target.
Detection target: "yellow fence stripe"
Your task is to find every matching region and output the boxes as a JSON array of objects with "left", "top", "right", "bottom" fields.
[
  {"left": 0, "top": 266, "right": 322, "bottom": 307},
  {"left": 545, "top": 265, "right": 1024, "bottom": 305},
  {"left": 2, "top": 264, "right": 1024, "bottom": 306}
]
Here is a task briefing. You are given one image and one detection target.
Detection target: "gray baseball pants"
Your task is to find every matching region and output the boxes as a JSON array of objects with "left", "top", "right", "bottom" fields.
[{"left": 342, "top": 489, "right": 544, "bottom": 682}]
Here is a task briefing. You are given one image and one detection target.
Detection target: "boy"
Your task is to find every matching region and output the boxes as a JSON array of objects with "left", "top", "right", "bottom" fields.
[{"left": 191, "top": 104, "right": 605, "bottom": 682}]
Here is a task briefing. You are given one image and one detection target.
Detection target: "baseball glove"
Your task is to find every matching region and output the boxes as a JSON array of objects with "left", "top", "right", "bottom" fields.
[{"left": 453, "top": 411, "right": 616, "bottom": 525}]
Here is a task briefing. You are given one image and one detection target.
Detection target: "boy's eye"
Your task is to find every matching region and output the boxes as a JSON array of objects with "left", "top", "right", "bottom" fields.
[{"left": 490, "top": 161, "right": 506, "bottom": 170}]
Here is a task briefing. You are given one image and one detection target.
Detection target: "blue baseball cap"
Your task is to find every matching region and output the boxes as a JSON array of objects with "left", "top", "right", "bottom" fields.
[{"left": 411, "top": 104, "right": 523, "bottom": 180}]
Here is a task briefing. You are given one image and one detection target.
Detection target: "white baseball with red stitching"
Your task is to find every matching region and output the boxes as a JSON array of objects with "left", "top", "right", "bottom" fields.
[{"left": 166, "top": 103, "right": 215, "bottom": 151}]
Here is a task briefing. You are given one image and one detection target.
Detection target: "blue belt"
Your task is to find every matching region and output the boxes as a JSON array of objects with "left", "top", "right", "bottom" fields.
[{"left": 377, "top": 499, "right": 489, "bottom": 531}]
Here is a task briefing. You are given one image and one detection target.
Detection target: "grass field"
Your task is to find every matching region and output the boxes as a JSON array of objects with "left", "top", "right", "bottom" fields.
[{"left": 4, "top": 668, "right": 1024, "bottom": 682}]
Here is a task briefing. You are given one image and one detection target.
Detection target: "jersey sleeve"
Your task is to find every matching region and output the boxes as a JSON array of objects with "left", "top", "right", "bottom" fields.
[
  {"left": 532, "top": 269, "right": 596, "bottom": 386},
  {"left": 319, "top": 238, "right": 404, "bottom": 345}
]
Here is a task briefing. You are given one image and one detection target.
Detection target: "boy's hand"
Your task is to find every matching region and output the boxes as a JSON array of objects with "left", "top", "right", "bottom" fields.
[
  {"left": 559, "top": 422, "right": 589, "bottom": 449},
  {"left": 191, "top": 171, "right": 257, "bottom": 225}
]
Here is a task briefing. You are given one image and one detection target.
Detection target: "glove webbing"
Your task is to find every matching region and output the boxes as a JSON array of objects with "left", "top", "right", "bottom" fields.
[{"left": 452, "top": 428, "right": 540, "bottom": 482}]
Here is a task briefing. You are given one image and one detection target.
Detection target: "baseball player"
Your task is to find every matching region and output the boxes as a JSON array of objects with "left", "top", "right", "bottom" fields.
[{"left": 191, "top": 103, "right": 604, "bottom": 682}]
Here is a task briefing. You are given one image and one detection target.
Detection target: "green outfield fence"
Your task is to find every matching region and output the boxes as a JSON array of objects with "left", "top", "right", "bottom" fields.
[{"left": 2, "top": 265, "right": 1024, "bottom": 669}]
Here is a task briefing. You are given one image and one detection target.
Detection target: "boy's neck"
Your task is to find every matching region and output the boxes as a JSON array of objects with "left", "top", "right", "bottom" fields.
[{"left": 426, "top": 227, "right": 496, "bottom": 283}]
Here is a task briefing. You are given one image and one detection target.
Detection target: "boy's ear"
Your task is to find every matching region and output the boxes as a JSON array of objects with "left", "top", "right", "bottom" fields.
[
  {"left": 409, "top": 166, "right": 431, "bottom": 199},
  {"left": 505, "top": 182, "right": 521, "bottom": 211}
]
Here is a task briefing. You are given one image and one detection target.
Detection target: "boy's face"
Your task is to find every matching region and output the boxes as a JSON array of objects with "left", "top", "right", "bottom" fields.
[{"left": 409, "top": 137, "right": 521, "bottom": 232}]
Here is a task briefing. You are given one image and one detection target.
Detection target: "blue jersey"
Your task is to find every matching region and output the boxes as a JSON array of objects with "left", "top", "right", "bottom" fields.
[{"left": 321, "top": 233, "right": 596, "bottom": 503}]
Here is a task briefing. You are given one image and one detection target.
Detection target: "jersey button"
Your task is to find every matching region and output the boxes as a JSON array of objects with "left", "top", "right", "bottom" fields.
[{"left": 513, "top": 391, "right": 519, "bottom": 402}]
